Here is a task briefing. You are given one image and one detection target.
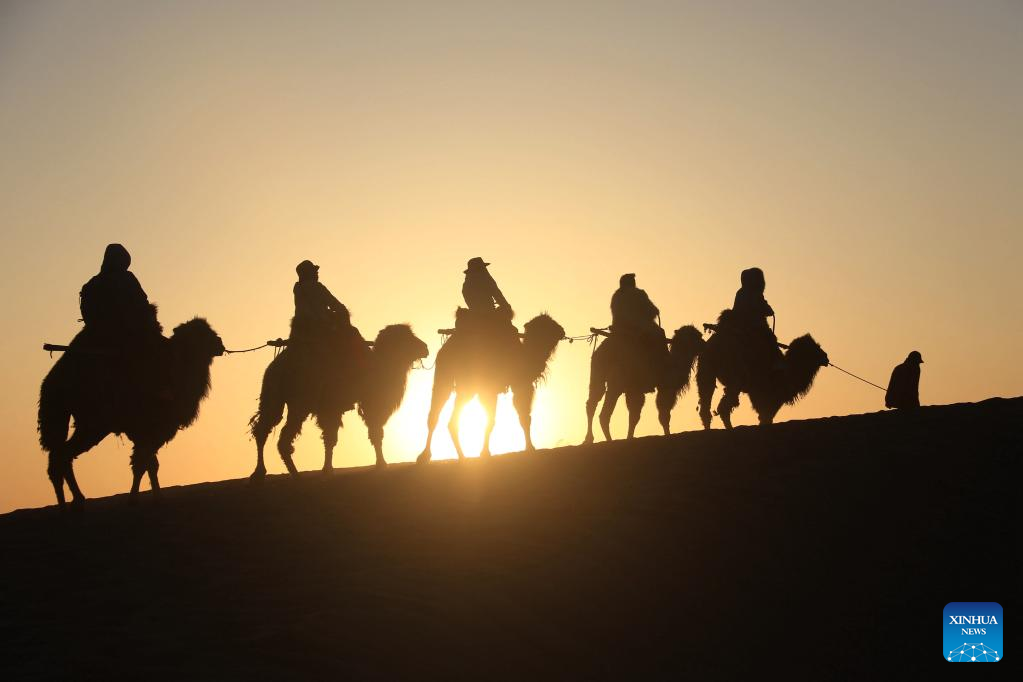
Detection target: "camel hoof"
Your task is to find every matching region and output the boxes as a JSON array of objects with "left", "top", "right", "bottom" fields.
[
  {"left": 249, "top": 469, "right": 267, "bottom": 482},
  {"left": 321, "top": 466, "right": 334, "bottom": 475},
  {"left": 416, "top": 451, "right": 431, "bottom": 464},
  {"left": 375, "top": 459, "right": 387, "bottom": 469}
]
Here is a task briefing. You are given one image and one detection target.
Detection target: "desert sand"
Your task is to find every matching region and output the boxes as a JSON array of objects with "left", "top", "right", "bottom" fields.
[{"left": 1, "top": 398, "right": 1017, "bottom": 678}]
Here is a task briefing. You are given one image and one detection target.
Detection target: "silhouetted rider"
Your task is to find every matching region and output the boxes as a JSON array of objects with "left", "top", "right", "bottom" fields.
[
  {"left": 721, "top": 267, "right": 781, "bottom": 377},
  {"left": 609, "top": 273, "right": 666, "bottom": 389},
  {"left": 732, "top": 267, "right": 774, "bottom": 331},
  {"left": 610, "top": 273, "right": 660, "bottom": 335},
  {"left": 79, "top": 244, "right": 157, "bottom": 340},
  {"left": 462, "top": 257, "right": 511, "bottom": 314},
  {"left": 455, "top": 257, "right": 518, "bottom": 362},
  {"left": 885, "top": 351, "right": 923, "bottom": 409},
  {"left": 293, "top": 259, "right": 351, "bottom": 331}
]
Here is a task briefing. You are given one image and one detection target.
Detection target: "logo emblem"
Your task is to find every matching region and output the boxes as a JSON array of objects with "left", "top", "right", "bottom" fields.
[{"left": 944, "top": 602, "right": 1002, "bottom": 662}]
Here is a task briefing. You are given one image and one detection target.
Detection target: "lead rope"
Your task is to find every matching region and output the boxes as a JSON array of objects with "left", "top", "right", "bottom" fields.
[
  {"left": 828, "top": 362, "right": 886, "bottom": 392},
  {"left": 224, "top": 343, "right": 270, "bottom": 354}
]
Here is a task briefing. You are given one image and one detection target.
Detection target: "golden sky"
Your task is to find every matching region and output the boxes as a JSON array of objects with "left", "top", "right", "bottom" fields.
[{"left": 1, "top": 1, "right": 1021, "bottom": 512}]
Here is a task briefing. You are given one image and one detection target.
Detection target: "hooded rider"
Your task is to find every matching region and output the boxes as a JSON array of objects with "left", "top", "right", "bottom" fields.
[
  {"left": 610, "top": 273, "right": 667, "bottom": 386},
  {"left": 610, "top": 273, "right": 660, "bottom": 336},
  {"left": 79, "top": 243, "right": 158, "bottom": 342},
  {"left": 732, "top": 267, "right": 774, "bottom": 331}
]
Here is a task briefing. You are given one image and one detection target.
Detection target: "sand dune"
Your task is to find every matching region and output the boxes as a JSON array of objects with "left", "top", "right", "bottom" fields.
[{"left": 1, "top": 398, "right": 1017, "bottom": 678}]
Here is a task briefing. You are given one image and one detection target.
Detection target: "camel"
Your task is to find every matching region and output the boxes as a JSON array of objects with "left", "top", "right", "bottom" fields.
[
  {"left": 584, "top": 326, "right": 705, "bottom": 443},
  {"left": 692, "top": 313, "right": 829, "bottom": 429},
  {"left": 37, "top": 317, "right": 225, "bottom": 507},
  {"left": 417, "top": 313, "right": 565, "bottom": 462},
  {"left": 249, "top": 324, "right": 428, "bottom": 478}
]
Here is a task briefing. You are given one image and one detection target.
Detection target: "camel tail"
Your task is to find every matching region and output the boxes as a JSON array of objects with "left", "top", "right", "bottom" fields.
[
  {"left": 588, "top": 339, "right": 610, "bottom": 395},
  {"left": 38, "top": 367, "right": 71, "bottom": 453},
  {"left": 656, "top": 326, "right": 705, "bottom": 415},
  {"left": 250, "top": 354, "right": 286, "bottom": 438},
  {"left": 671, "top": 325, "right": 705, "bottom": 397}
]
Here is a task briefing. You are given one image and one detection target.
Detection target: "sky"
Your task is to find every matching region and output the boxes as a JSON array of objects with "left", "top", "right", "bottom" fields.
[{"left": 1, "top": 0, "right": 1021, "bottom": 512}]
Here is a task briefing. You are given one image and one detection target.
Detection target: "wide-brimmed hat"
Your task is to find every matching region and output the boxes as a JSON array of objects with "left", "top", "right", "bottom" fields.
[
  {"left": 464, "top": 257, "right": 491, "bottom": 273},
  {"left": 296, "top": 260, "right": 319, "bottom": 276}
]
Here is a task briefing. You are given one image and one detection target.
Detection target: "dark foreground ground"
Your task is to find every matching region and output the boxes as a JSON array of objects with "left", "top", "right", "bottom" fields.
[{"left": 1, "top": 399, "right": 1018, "bottom": 679}]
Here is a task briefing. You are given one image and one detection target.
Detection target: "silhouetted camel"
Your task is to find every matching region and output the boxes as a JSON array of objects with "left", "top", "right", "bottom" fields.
[
  {"left": 418, "top": 313, "right": 565, "bottom": 461},
  {"left": 38, "top": 317, "right": 225, "bottom": 506},
  {"left": 249, "top": 324, "right": 428, "bottom": 478},
  {"left": 691, "top": 313, "right": 829, "bottom": 429},
  {"left": 584, "top": 326, "right": 705, "bottom": 443}
]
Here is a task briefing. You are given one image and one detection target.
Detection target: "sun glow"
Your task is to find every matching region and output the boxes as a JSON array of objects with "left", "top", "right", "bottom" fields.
[{"left": 430, "top": 394, "right": 527, "bottom": 459}]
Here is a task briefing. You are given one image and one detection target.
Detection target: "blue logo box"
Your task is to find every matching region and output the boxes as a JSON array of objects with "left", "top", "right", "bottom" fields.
[{"left": 944, "top": 602, "right": 1002, "bottom": 662}]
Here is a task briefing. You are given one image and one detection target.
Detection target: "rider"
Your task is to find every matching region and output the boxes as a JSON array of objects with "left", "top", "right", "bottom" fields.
[
  {"left": 293, "top": 259, "right": 351, "bottom": 333},
  {"left": 732, "top": 267, "right": 774, "bottom": 332},
  {"left": 78, "top": 243, "right": 159, "bottom": 345},
  {"left": 724, "top": 267, "right": 781, "bottom": 374},
  {"left": 462, "top": 257, "right": 511, "bottom": 314},
  {"left": 290, "top": 260, "right": 366, "bottom": 384},
  {"left": 610, "top": 273, "right": 660, "bottom": 334},
  {"left": 457, "top": 256, "right": 518, "bottom": 350},
  {"left": 609, "top": 273, "right": 667, "bottom": 387}
]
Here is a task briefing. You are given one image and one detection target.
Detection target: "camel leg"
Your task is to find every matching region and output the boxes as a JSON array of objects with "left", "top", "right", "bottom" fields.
[
  {"left": 696, "top": 363, "right": 716, "bottom": 430},
  {"left": 130, "top": 444, "right": 158, "bottom": 498},
  {"left": 758, "top": 405, "right": 780, "bottom": 426},
  {"left": 418, "top": 384, "right": 454, "bottom": 464},
  {"left": 478, "top": 392, "right": 498, "bottom": 458},
  {"left": 316, "top": 411, "right": 341, "bottom": 474},
  {"left": 47, "top": 451, "right": 67, "bottom": 508},
  {"left": 656, "top": 393, "right": 672, "bottom": 436},
  {"left": 250, "top": 402, "right": 284, "bottom": 481},
  {"left": 277, "top": 408, "right": 307, "bottom": 476},
  {"left": 63, "top": 461, "right": 85, "bottom": 504},
  {"left": 599, "top": 388, "right": 622, "bottom": 442},
  {"left": 447, "top": 392, "right": 472, "bottom": 460},
  {"left": 625, "top": 391, "right": 645, "bottom": 439},
  {"left": 717, "top": 388, "right": 740, "bottom": 430},
  {"left": 146, "top": 457, "right": 161, "bottom": 497},
  {"left": 584, "top": 380, "right": 605, "bottom": 445},
  {"left": 48, "top": 426, "right": 106, "bottom": 507},
  {"left": 655, "top": 384, "right": 677, "bottom": 436},
  {"left": 365, "top": 414, "right": 387, "bottom": 467},
  {"left": 513, "top": 385, "right": 536, "bottom": 451}
]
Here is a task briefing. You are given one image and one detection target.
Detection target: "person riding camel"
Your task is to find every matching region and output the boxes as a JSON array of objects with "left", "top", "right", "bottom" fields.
[
  {"left": 292, "top": 259, "right": 351, "bottom": 337},
  {"left": 723, "top": 267, "right": 781, "bottom": 374},
  {"left": 610, "top": 273, "right": 660, "bottom": 336},
  {"left": 78, "top": 243, "right": 159, "bottom": 346},
  {"left": 289, "top": 260, "right": 366, "bottom": 382},
  {"left": 732, "top": 267, "right": 774, "bottom": 332},
  {"left": 609, "top": 273, "right": 667, "bottom": 388},
  {"left": 456, "top": 257, "right": 518, "bottom": 350},
  {"left": 462, "top": 257, "right": 511, "bottom": 315}
]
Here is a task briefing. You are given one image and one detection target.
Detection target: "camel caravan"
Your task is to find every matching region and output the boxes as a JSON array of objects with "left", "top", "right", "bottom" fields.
[{"left": 39, "top": 246, "right": 832, "bottom": 508}]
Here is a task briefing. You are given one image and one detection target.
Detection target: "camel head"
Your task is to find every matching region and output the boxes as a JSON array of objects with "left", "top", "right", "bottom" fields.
[
  {"left": 781, "top": 334, "right": 829, "bottom": 405},
  {"left": 785, "top": 334, "right": 829, "bottom": 370},
  {"left": 169, "top": 318, "right": 226, "bottom": 361},
  {"left": 668, "top": 325, "right": 705, "bottom": 359},
  {"left": 522, "top": 313, "right": 566, "bottom": 354},
  {"left": 373, "top": 324, "right": 429, "bottom": 367}
]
